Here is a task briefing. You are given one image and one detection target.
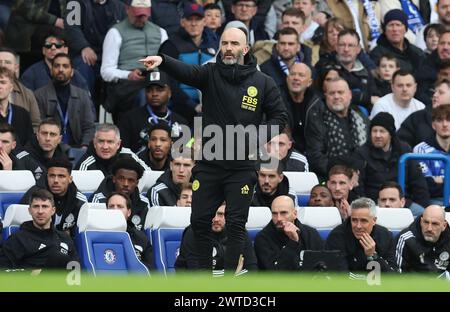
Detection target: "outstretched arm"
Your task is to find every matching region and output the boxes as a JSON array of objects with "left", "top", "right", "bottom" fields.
[
  {"left": 140, "top": 56, "right": 163, "bottom": 70},
  {"left": 140, "top": 54, "right": 207, "bottom": 90}
]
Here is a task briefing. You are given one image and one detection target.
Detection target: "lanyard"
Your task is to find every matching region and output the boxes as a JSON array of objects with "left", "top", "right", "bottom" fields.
[
  {"left": 56, "top": 103, "right": 70, "bottom": 144},
  {"left": 6, "top": 104, "right": 12, "bottom": 124},
  {"left": 146, "top": 105, "right": 172, "bottom": 126}
]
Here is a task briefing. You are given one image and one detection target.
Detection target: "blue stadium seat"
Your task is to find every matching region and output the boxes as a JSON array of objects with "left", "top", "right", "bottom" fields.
[
  {"left": 138, "top": 170, "right": 164, "bottom": 193},
  {"left": 2, "top": 204, "right": 32, "bottom": 241},
  {"left": 0, "top": 193, "right": 26, "bottom": 219},
  {"left": 297, "top": 206, "right": 342, "bottom": 240},
  {"left": 144, "top": 205, "right": 160, "bottom": 243},
  {"left": 0, "top": 171, "right": 35, "bottom": 218},
  {"left": 68, "top": 148, "right": 86, "bottom": 168},
  {"left": 246, "top": 206, "right": 271, "bottom": 242},
  {"left": 376, "top": 207, "right": 414, "bottom": 237},
  {"left": 283, "top": 172, "right": 318, "bottom": 207},
  {"left": 297, "top": 194, "right": 311, "bottom": 207},
  {"left": 150, "top": 206, "right": 191, "bottom": 274},
  {"left": 71, "top": 170, "right": 104, "bottom": 199},
  {"left": 75, "top": 208, "right": 149, "bottom": 275}
]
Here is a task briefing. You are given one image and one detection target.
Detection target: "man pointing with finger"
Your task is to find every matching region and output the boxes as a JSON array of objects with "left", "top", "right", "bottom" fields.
[
  {"left": 325, "top": 197, "right": 397, "bottom": 273},
  {"left": 141, "top": 27, "right": 288, "bottom": 274}
]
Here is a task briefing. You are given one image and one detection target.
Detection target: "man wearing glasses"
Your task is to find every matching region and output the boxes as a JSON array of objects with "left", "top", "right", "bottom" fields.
[
  {"left": 230, "top": 0, "right": 269, "bottom": 45},
  {"left": 315, "top": 29, "right": 378, "bottom": 110},
  {"left": 20, "top": 29, "right": 89, "bottom": 92}
]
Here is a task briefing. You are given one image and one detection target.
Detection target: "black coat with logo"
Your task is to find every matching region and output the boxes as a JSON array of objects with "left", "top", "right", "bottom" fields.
[
  {"left": 325, "top": 218, "right": 397, "bottom": 273},
  {"left": 159, "top": 53, "right": 288, "bottom": 170},
  {"left": 0, "top": 221, "right": 79, "bottom": 269},
  {"left": 395, "top": 216, "right": 450, "bottom": 274},
  {"left": 90, "top": 176, "right": 149, "bottom": 231},
  {"left": 20, "top": 177, "right": 87, "bottom": 237}
]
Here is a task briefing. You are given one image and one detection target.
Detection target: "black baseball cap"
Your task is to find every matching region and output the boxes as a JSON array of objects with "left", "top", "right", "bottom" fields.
[{"left": 146, "top": 70, "right": 170, "bottom": 88}]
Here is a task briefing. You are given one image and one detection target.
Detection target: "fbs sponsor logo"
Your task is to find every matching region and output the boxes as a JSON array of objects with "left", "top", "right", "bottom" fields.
[
  {"left": 192, "top": 180, "right": 200, "bottom": 191},
  {"left": 241, "top": 86, "right": 258, "bottom": 112}
]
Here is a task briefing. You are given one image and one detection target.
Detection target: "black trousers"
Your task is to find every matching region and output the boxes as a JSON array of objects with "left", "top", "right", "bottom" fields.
[{"left": 190, "top": 162, "right": 256, "bottom": 271}]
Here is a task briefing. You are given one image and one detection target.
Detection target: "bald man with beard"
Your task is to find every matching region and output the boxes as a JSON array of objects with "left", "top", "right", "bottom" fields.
[
  {"left": 141, "top": 27, "right": 288, "bottom": 274},
  {"left": 396, "top": 205, "right": 450, "bottom": 274}
]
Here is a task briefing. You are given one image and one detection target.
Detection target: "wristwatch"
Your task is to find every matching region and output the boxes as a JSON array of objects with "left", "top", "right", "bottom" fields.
[{"left": 367, "top": 252, "right": 379, "bottom": 261}]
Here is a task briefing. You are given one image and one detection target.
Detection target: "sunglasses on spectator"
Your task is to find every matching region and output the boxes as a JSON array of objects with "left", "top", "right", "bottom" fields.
[{"left": 44, "top": 42, "right": 65, "bottom": 49}]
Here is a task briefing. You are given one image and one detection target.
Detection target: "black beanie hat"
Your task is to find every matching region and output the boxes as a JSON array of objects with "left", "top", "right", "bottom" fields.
[
  {"left": 384, "top": 9, "right": 408, "bottom": 29},
  {"left": 371, "top": 112, "right": 396, "bottom": 137}
]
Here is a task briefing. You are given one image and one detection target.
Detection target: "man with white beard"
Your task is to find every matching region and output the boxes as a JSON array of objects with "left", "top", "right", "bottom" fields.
[{"left": 395, "top": 205, "right": 450, "bottom": 274}]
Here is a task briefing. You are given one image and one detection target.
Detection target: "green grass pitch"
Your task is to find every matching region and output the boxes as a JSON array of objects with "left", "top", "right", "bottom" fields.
[{"left": 1, "top": 271, "right": 449, "bottom": 292}]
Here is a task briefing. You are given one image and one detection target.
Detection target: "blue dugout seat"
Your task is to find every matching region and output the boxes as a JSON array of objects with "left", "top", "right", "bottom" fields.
[
  {"left": 1, "top": 204, "right": 32, "bottom": 241},
  {"left": 0, "top": 171, "right": 35, "bottom": 218},
  {"left": 376, "top": 207, "right": 414, "bottom": 237},
  {"left": 297, "top": 206, "right": 342, "bottom": 240},
  {"left": 75, "top": 208, "right": 149, "bottom": 275},
  {"left": 150, "top": 206, "right": 191, "bottom": 274},
  {"left": 283, "top": 172, "right": 318, "bottom": 207}
]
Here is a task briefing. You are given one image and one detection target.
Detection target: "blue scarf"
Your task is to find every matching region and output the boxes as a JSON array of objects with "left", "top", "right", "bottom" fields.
[
  {"left": 399, "top": 0, "right": 425, "bottom": 33},
  {"left": 278, "top": 55, "right": 301, "bottom": 75},
  {"left": 361, "top": 0, "right": 381, "bottom": 45}
]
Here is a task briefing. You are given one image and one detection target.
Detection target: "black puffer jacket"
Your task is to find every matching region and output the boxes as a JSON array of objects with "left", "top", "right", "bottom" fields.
[
  {"left": 397, "top": 107, "right": 433, "bottom": 148},
  {"left": 159, "top": 52, "right": 288, "bottom": 170}
]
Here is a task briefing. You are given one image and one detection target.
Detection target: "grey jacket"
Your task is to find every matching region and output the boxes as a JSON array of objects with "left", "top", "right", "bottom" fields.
[{"left": 34, "top": 83, "right": 95, "bottom": 146}]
